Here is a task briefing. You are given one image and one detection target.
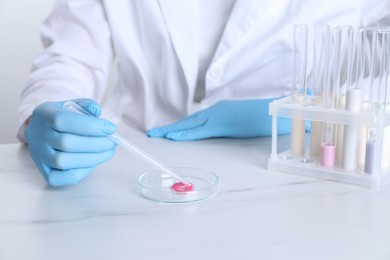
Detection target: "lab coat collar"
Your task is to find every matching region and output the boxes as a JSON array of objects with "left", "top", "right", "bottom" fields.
[{"left": 158, "top": 0, "right": 293, "bottom": 89}]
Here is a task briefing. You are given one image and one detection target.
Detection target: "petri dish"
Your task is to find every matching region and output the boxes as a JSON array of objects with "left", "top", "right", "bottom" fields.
[{"left": 137, "top": 167, "right": 219, "bottom": 203}]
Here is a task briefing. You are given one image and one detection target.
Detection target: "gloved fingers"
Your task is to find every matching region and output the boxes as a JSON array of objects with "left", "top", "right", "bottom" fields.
[
  {"left": 165, "top": 126, "right": 216, "bottom": 141},
  {"left": 52, "top": 110, "right": 116, "bottom": 136},
  {"left": 43, "top": 148, "right": 116, "bottom": 170},
  {"left": 30, "top": 149, "right": 93, "bottom": 187},
  {"left": 47, "top": 168, "right": 93, "bottom": 187},
  {"left": 32, "top": 101, "right": 116, "bottom": 137},
  {"left": 47, "top": 131, "right": 117, "bottom": 153},
  {"left": 72, "top": 98, "right": 102, "bottom": 117},
  {"left": 147, "top": 115, "right": 206, "bottom": 137}
]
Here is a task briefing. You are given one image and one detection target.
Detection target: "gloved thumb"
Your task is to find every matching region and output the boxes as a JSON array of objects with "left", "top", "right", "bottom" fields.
[{"left": 72, "top": 98, "right": 102, "bottom": 117}]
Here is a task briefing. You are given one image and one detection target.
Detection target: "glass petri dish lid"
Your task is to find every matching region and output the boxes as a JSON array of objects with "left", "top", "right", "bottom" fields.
[{"left": 137, "top": 167, "right": 219, "bottom": 203}]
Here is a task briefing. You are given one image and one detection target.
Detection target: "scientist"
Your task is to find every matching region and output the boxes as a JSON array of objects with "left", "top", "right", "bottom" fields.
[{"left": 17, "top": 0, "right": 389, "bottom": 187}]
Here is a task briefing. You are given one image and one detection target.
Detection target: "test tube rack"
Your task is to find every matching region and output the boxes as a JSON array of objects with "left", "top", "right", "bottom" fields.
[{"left": 268, "top": 95, "right": 390, "bottom": 190}]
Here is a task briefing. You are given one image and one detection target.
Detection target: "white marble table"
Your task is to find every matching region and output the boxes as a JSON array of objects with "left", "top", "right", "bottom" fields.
[{"left": 1, "top": 126, "right": 390, "bottom": 260}]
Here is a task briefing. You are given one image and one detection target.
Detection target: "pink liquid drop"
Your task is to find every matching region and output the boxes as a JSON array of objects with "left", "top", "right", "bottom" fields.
[{"left": 170, "top": 182, "right": 194, "bottom": 192}]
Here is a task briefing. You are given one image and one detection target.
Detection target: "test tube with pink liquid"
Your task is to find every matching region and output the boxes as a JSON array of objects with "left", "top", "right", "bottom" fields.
[{"left": 320, "top": 27, "right": 341, "bottom": 167}]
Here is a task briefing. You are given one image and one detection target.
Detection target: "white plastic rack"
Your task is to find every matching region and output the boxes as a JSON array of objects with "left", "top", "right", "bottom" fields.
[{"left": 268, "top": 95, "right": 390, "bottom": 190}]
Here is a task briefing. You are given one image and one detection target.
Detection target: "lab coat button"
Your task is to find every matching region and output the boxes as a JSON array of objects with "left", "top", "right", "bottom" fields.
[{"left": 209, "top": 65, "right": 223, "bottom": 79}]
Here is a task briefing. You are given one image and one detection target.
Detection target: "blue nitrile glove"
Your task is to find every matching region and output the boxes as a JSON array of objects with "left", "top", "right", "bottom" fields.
[
  {"left": 147, "top": 99, "right": 291, "bottom": 141},
  {"left": 25, "top": 98, "right": 117, "bottom": 187}
]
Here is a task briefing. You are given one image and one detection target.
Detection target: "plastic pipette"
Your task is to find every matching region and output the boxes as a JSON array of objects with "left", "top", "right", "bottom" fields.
[{"left": 63, "top": 101, "right": 190, "bottom": 185}]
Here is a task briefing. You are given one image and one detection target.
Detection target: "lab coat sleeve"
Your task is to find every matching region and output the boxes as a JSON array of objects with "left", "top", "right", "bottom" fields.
[{"left": 17, "top": 0, "right": 114, "bottom": 142}]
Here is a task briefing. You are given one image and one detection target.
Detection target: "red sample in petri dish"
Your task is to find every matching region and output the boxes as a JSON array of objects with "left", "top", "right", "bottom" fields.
[{"left": 170, "top": 182, "right": 194, "bottom": 192}]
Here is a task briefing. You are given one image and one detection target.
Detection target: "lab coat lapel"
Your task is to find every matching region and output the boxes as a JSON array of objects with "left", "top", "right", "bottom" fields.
[
  {"left": 216, "top": 0, "right": 291, "bottom": 56},
  {"left": 158, "top": 0, "right": 198, "bottom": 89}
]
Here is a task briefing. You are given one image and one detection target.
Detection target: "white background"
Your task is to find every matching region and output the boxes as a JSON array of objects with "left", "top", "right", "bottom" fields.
[{"left": 0, "top": 0, "right": 54, "bottom": 143}]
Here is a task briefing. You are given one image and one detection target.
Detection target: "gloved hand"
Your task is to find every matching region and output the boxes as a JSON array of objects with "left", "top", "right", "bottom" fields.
[
  {"left": 147, "top": 98, "right": 291, "bottom": 141},
  {"left": 25, "top": 98, "right": 117, "bottom": 187}
]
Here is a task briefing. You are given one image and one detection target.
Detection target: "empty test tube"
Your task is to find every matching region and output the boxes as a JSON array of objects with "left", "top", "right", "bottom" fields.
[
  {"left": 358, "top": 27, "right": 376, "bottom": 166},
  {"left": 336, "top": 26, "right": 354, "bottom": 163}
]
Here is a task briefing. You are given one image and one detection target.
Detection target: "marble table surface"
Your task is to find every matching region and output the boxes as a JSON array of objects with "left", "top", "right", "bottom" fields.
[{"left": 1, "top": 126, "right": 390, "bottom": 260}]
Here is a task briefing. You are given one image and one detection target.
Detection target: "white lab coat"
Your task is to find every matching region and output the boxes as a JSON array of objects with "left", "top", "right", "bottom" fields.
[{"left": 17, "top": 0, "right": 390, "bottom": 141}]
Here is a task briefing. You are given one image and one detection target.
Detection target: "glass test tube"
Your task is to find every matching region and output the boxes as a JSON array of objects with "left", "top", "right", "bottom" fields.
[
  {"left": 364, "top": 29, "right": 381, "bottom": 173},
  {"left": 336, "top": 26, "right": 354, "bottom": 163},
  {"left": 379, "top": 30, "right": 390, "bottom": 169},
  {"left": 358, "top": 27, "right": 375, "bottom": 165},
  {"left": 310, "top": 24, "right": 329, "bottom": 157},
  {"left": 336, "top": 26, "right": 354, "bottom": 103},
  {"left": 291, "top": 24, "right": 308, "bottom": 156},
  {"left": 320, "top": 27, "right": 341, "bottom": 167},
  {"left": 341, "top": 27, "right": 363, "bottom": 171},
  {"left": 364, "top": 29, "right": 390, "bottom": 173}
]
